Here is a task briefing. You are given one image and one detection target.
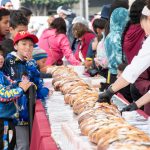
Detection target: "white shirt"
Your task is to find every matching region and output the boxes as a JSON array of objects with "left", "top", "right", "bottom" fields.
[{"left": 122, "top": 36, "right": 150, "bottom": 93}]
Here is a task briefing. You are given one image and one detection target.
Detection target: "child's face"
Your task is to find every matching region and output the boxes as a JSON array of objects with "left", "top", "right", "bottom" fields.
[
  {"left": 14, "top": 39, "right": 34, "bottom": 60},
  {"left": 0, "top": 15, "right": 10, "bottom": 36},
  {"left": 36, "top": 58, "right": 47, "bottom": 69},
  {"left": 0, "top": 54, "right": 4, "bottom": 69},
  {"left": 9, "top": 25, "right": 28, "bottom": 39}
]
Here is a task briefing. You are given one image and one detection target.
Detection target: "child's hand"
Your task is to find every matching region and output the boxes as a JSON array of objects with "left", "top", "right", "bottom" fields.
[
  {"left": 40, "top": 66, "right": 49, "bottom": 73},
  {"left": 24, "top": 52, "right": 32, "bottom": 61},
  {"left": 19, "top": 82, "right": 32, "bottom": 92}
]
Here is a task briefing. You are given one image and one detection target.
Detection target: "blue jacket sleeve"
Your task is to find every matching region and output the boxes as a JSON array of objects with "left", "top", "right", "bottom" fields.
[
  {"left": 2, "top": 56, "right": 12, "bottom": 77},
  {"left": 26, "top": 59, "right": 40, "bottom": 77},
  {"left": 26, "top": 59, "right": 49, "bottom": 100},
  {"left": 86, "top": 42, "right": 93, "bottom": 61},
  {"left": 3, "top": 75, "right": 21, "bottom": 88}
]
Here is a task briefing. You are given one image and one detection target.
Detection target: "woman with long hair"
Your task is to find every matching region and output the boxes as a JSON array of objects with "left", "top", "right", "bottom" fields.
[
  {"left": 38, "top": 17, "right": 80, "bottom": 66},
  {"left": 72, "top": 23, "right": 95, "bottom": 62}
]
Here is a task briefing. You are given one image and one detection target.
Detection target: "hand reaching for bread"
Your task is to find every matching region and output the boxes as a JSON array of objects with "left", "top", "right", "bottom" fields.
[{"left": 97, "top": 86, "right": 115, "bottom": 103}]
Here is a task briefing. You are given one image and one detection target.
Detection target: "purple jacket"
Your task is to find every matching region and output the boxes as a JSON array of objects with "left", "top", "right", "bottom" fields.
[
  {"left": 123, "top": 24, "right": 145, "bottom": 64},
  {"left": 135, "top": 67, "right": 150, "bottom": 116}
]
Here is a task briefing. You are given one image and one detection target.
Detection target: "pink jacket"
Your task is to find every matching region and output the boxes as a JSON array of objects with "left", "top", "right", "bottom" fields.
[{"left": 38, "top": 29, "right": 80, "bottom": 65}]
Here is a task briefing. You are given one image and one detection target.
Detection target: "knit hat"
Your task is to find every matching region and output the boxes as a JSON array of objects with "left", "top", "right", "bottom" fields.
[
  {"left": 101, "top": 4, "right": 111, "bottom": 20},
  {"left": 14, "top": 31, "right": 38, "bottom": 45},
  {"left": 72, "top": 16, "right": 89, "bottom": 27},
  {"left": 1, "top": 0, "right": 11, "bottom": 6},
  {"left": 32, "top": 47, "right": 48, "bottom": 61},
  {"left": 57, "top": 5, "right": 72, "bottom": 16}
]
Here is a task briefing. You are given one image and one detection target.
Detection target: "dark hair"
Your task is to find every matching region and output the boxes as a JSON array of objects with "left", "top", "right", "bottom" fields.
[
  {"left": 19, "top": 6, "right": 32, "bottom": 17},
  {"left": 118, "top": 63, "right": 127, "bottom": 71},
  {"left": 109, "top": 0, "right": 129, "bottom": 17},
  {"left": 22, "top": 71, "right": 28, "bottom": 77},
  {"left": 50, "top": 17, "right": 66, "bottom": 34},
  {"left": 10, "top": 10, "right": 28, "bottom": 28},
  {"left": 0, "top": 8, "right": 10, "bottom": 21},
  {"left": 72, "top": 23, "right": 92, "bottom": 38},
  {"left": 1, "top": 39, "right": 14, "bottom": 56},
  {"left": 92, "top": 18, "right": 107, "bottom": 33},
  {"left": 0, "top": 45, "right": 6, "bottom": 57},
  {"left": 105, "top": 0, "right": 129, "bottom": 36},
  {"left": 130, "top": 0, "right": 146, "bottom": 24},
  {"left": 122, "top": 0, "right": 146, "bottom": 51},
  {"left": 147, "top": 0, "right": 150, "bottom": 9}
]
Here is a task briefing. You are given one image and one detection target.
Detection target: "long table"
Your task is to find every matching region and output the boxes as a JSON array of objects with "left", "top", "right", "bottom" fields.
[{"left": 30, "top": 78, "right": 150, "bottom": 150}]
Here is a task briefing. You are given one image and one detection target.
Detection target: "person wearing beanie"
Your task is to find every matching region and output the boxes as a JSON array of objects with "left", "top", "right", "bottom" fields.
[
  {"left": 32, "top": 47, "right": 48, "bottom": 64},
  {"left": 32, "top": 47, "right": 52, "bottom": 78},
  {"left": 101, "top": 4, "right": 111, "bottom": 20},
  {"left": 1, "top": 0, "right": 13, "bottom": 9}
]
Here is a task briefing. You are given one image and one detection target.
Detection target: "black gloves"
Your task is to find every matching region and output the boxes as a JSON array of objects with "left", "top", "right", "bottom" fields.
[
  {"left": 97, "top": 86, "right": 115, "bottom": 103},
  {"left": 121, "top": 102, "right": 138, "bottom": 112}
]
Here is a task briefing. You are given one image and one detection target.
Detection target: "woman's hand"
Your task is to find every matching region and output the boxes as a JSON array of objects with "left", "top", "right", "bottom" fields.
[{"left": 92, "top": 37, "right": 98, "bottom": 50}]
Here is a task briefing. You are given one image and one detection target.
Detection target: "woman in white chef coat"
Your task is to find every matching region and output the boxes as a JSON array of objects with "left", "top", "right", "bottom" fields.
[{"left": 97, "top": 2, "right": 150, "bottom": 111}]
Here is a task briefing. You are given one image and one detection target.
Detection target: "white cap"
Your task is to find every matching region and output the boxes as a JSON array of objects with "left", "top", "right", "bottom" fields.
[
  {"left": 72, "top": 16, "right": 89, "bottom": 27},
  {"left": 142, "top": 6, "right": 150, "bottom": 17},
  {"left": 57, "top": 6, "right": 72, "bottom": 16}
]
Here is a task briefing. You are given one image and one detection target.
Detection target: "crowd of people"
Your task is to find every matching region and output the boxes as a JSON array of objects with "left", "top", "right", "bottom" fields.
[{"left": 0, "top": 0, "right": 149, "bottom": 149}]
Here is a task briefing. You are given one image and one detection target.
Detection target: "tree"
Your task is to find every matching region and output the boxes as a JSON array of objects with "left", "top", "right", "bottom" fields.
[{"left": 20, "top": 0, "right": 79, "bottom": 16}]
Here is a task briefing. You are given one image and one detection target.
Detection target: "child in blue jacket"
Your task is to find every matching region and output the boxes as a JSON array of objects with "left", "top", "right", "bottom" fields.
[
  {"left": 0, "top": 45, "right": 32, "bottom": 150},
  {"left": 3, "top": 31, "right": 49, "bottom": 150}
]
